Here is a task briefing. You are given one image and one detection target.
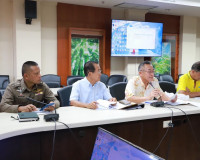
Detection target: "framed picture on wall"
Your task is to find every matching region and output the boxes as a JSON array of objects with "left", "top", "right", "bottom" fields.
[{"left": 152, "top": 42, "right": 171, "bottom": 75}]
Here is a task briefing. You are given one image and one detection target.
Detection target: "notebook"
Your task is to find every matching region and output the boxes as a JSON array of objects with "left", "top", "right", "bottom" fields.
[
  {"left": 91, "top": 127, "right": 164, "bottom": 160},
  {"left": 18, "top": 112, "right": 39, "bottom": 122}
]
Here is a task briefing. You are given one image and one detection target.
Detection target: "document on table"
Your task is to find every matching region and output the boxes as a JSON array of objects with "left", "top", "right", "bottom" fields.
[
  {"left": 165, "top": 99, "right": 189, "bottom": 106},
  {"left": 96, "top": 99, "right": 116, "bottom": 110},
  {"left": 96, "top": 99, "right": 138, "bottom": 110}
]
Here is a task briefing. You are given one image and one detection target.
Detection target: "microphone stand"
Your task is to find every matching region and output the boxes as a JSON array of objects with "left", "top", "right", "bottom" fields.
[
  {"left": 149, "top": 82, "right": 164, "bottom": 107},
  {"left": 26, "top": 97, "right": 59, "bottom": 121}
]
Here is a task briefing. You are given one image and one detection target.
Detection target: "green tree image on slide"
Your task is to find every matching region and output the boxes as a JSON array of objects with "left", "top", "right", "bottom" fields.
[
  {"left": 71, "top": 37, "right": 99, "bottom": 76},
  {"left": 152, "top": 42, "right": 171, "bottom": 75}
]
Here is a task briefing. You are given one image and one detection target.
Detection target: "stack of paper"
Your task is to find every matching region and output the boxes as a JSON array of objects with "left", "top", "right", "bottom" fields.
[
  {"left": 96, "top": 99, "right": 139, "bottom": 110},
  {"left": 97, "top": 99, "right": 116, "bottom": 109}
]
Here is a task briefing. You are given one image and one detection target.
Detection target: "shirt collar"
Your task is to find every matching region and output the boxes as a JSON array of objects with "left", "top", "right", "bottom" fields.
[
  {"left": 84, "top": 77, "right": 99, "bottom": 87},
  {"left": 188, "top": 71, "right": 193, "bottom": 81},
  {"left": 20, "top": 79, "right": 40, "bottom": 93},
  {"left": 138, "top": 76, "right": 155, "bottom": 89}
]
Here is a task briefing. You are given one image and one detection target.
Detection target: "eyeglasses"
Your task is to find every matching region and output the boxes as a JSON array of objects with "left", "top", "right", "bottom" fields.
[
  {"left": 89, "top": 69, "right": 102, "bottom": 74},
  {"left": 141, "top": 70, "right": 154, "bottom": 74}
]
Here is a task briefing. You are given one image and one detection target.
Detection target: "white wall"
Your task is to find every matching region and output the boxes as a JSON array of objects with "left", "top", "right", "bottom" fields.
[
  {"left": 41, "top": 1, "right": 57, "bottom": 75},
  {"left": 110, "top": 8, "right": 126, "bottom": 76},
  {"left": 13, "top": 0, "right": 42, "bottom": 79},
  {"left": 0, "top": 0, "right": 57, "bottom": 81},
  {"left": 196, "top": 18, "right": 200, "bottom": 61},
  {"left": 0, "top": 0, "right": 14, "bottom": 81},
  {"left": 1, "top": 1, "right": 200, "bottom": 81},
  {"left": 179, "top": 16, "right": 200, "bottom": 74}
]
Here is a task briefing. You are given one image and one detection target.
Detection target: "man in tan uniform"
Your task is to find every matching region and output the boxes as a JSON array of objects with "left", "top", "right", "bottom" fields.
[{"left": 0, "top": 61, "right": 60, "bottom": 113}]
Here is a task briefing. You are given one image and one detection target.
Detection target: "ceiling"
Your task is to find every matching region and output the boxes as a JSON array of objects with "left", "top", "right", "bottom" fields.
[{"left": 42, "top": 0, "right": 200, "bottom": 17}]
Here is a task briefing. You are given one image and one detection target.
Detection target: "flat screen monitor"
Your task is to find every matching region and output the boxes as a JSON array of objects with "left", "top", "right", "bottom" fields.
[
  {"left": 91, "top": 128, "right": 164, "bottom": 160},
  {"left": 111, "top": 19, "right": 163, "bottom": 57}
]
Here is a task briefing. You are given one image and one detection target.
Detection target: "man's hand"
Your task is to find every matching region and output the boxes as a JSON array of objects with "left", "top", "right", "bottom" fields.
[
  {"left": 44, "top": 102, "right": 55, "bottom": 111},
  {"left": 109, "top": 97, "right": 117, "bottom": 106},
  {"left": 86, "top": 101, "right": 98, "bottom": 109},
  {"left": 109, "top": 97, "right": 117, "bottom": 102},
  {"left": 148, "top": 89, "right": 160, "bottom": 100},
  {"left": 18, "top": 104, "right": 37, "bottom": 112},
  {"left": 170, "top": 94, "right": 177, "bottom": 103},
  {"left": 185, "top": 87, "right": 191, "bottom": 95}
]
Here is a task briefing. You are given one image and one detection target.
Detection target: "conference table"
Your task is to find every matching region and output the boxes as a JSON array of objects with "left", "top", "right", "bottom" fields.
[{"left": 0, "top": 99, "right": 200, "bottom": 160}]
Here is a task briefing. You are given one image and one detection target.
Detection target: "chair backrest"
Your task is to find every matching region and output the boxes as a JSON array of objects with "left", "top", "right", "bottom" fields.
[
  {"left": 67, "top": 76, "right": 83, "bottom": 86},
  {"left": 159, "top": 81, "right": 176, "bottom": 94},
  {"left": 109, "top": 82, "right": 127, "bottom": 101},
  {"left": 41, "top": 74, "right": 61, "bottom": 87},
  {"left": 0, "top": 75, "right": 10, "bottom": 89},
  {"left": 57, "top": 85, "right": 72, "bottom": 107},
  {"left": 44, "top": 82, "right": 60, "bottom": 88},
  {"left": 100, "top": 73, "right": 109, "bottom": 85},
  {"left": 154, "top": 73, "right": 160, "bottom": 81},
  {"left": 106, "top": 74, "right": 128, "bottom": 87},
  {"left": 159, "top": 74, "right": 174, "bottom": 83},
  {"left": 178, "top": 74, "right": 184, "bottom": 82},
  {"left": 0, "top": 91, "right": 2, "bottom": 102}
]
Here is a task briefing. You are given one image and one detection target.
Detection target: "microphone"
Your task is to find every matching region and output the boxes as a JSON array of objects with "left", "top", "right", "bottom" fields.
[
  {"left": 149, "top": 82, "right": 164, "bottom": 107},
  {"left": 26, "top": 97, "right": 55, "bottom": 111},
  {"left": 26, "top": 97, "right": 59, "bottom": 121},
  {"left": 26, "top": 97, "right": 47, "bottom": 105}
]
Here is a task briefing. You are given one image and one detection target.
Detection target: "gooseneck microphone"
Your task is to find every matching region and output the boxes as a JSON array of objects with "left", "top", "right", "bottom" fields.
[
  {"left": 26, "top": 97, "right": 47, "bottom": 105},
  {"left": 26, "top": 97, "right": 59, "bottom": 121},
  {"left": 149, "top": 82, "right": 164, "bottom": 107}
]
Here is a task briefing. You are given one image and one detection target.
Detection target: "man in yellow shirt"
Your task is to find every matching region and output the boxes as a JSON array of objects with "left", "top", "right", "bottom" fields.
[{"left": 177, "top": 61, "right": 200, "bottom": 97}]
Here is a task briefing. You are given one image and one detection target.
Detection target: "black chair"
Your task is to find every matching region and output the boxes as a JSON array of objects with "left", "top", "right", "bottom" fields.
[
  {"left": 159, "top": 74, "right": 174, "bottom": 83},
  {"left": 154, "top": 73, "right": 160, "bottom": 81},
  {"left": 41, "top": 74, "right": 61, "bottom": 88},
  {"left": 0, "top": 89, "right": 5, "bottom": 96},
  {"left": 0, "top": 92, "right": 2, "bottom": 102},
  {"left": 0, "top": 75, "right": 10, "bottom": 89},
  {"left": 109, "top": 82, "right": 127, "bottom": 101},
  {"left": 106, "top": 74, "right": 128, "bottom": 87},
  {"left": 159, "top": 81, "right": 176, "bottom": 94},
  {"left": 178, "top": 74, "right": 184, "bottom": 82},
  {"left": 57, "top": 85, "right": 72, "bottom": 107},
  {"left": 67, "top": 76, "right": 83, "bottom": 85},
  {"left": 44, "top": 82, "right": 60, "bottom": 88},
  {"left": 100, "top": 73, "right": 109, "bottom": 85}
]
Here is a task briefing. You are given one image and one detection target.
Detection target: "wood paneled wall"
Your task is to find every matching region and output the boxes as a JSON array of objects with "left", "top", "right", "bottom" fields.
[
  {"left": 57, "top": 3, "right": 111, "bottom": 85},
  {"left": 145, "top": 13, "right": 180, "bottom": 34},
  {"left": 145, "top": 13, "right": 180, "bottom": 82}
]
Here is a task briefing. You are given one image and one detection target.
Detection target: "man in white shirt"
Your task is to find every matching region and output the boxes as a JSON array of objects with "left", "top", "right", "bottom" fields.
[
  {"left": 70, "top": 61, "right": 116, "bottom": 109},
  {"left": 125, "top": 61, "right": 172, "bottom": 104}
]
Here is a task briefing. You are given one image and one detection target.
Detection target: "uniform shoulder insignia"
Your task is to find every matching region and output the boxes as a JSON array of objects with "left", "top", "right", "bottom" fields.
[{"left": 11, "top": 82, "right": 20, "bottom": 88}]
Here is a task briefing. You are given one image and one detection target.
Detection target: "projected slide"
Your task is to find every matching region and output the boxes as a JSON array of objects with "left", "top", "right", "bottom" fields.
[
  {"left": 91, "top": 128, "right": 160, "bottom": 160},
  {"left": 127, "top": 27, "right": 156, "bottom": 49},
  {"left": 111, "top": 20, "right": 163, "bottom": 57}
]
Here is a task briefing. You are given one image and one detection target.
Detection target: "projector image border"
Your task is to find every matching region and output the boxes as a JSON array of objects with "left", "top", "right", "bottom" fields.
[{"left": 44, "top": 114, "right": 59, "bottom": 121}]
